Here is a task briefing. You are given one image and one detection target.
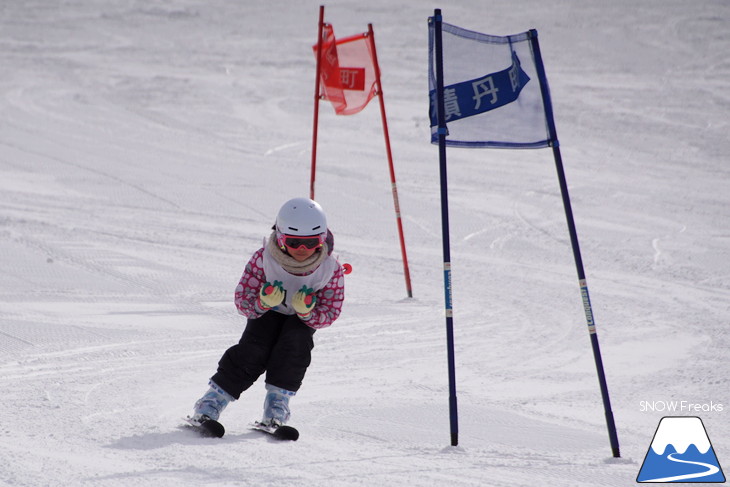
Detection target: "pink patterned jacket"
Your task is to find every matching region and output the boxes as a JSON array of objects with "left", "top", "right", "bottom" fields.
[{"left": 234, "top": 247, "right": 345, "bottom": 329}]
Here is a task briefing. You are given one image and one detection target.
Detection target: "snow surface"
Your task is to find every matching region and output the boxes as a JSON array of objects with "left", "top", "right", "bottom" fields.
[{"left": 1, "top": 0, "right": 729, "bottom": 486}]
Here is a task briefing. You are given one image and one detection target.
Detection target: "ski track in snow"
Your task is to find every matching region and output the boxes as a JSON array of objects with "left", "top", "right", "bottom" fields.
[{"left": 1, "top": 0, "right": 729, "bottom": 486}]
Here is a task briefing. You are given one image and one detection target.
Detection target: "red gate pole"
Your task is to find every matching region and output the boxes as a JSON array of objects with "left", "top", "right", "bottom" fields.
[
  {"left": 310, "top": 5, "right": 325, "bottom": 200},
  {"left": 368, "top": 24, "right": 413, "bottom": 298}
]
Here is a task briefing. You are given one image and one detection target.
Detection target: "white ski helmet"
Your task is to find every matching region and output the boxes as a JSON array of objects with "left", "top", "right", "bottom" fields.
[{"left": 275, "top": 197, "right": 328, "bottom": 238}]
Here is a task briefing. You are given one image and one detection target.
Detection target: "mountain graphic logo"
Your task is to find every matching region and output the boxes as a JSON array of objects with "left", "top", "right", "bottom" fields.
[{"left": 637, "top": 416, "right": 725, "bottom": 483}]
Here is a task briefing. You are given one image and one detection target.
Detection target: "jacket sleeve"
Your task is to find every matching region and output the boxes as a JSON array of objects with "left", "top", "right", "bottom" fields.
[
  {"left": 299, "top": 263, "right": 345, "bottom": 330},
  {"left": 234, "top": 248, "right": 268, "bottom": 319}
]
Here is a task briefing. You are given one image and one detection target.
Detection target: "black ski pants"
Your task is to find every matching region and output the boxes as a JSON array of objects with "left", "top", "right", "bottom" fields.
[{"left": 211, "top": 311, "right": 315, "bottom": 399}]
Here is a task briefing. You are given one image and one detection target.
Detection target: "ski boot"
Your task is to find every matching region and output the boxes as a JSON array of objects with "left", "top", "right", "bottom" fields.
[
  {"left": 261, "top": 383, "right": 296, "bottom": 426},
  {"left": 191, "top": 381, "right": 235, "bottom": 422}
]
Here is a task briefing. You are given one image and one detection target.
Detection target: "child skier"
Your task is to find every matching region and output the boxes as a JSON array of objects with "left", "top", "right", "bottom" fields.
[{"left": 190, "top": 197, "right": 345, "bottom": 433}]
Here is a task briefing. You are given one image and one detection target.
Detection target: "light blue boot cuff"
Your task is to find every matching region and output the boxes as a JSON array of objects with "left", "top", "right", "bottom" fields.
[{"left": 209, "top": 381, "right": 236, "bottom": 402}]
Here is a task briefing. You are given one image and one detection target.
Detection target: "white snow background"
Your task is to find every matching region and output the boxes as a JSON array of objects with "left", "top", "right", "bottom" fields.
[{"left": 1, "top": 1, "right": 728, "bottom": 486}]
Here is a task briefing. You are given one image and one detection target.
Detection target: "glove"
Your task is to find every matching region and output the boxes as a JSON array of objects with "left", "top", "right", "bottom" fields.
[
  {"left": 292, "top": 285, "right": 317, "bottom": 317},
  {"left": 259, "top": 281, "right": 285, "bottom": 309}
]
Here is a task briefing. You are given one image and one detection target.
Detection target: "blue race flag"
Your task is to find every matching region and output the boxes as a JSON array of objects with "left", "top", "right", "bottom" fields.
[
  {"left": 428, "top": 24, "right": 552, "bottom": 148},
  {"left": 429, "top": 10, "right": 620, "bottom": 456}
]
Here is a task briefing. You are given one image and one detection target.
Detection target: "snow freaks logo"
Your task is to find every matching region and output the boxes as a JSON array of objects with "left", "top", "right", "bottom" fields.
[
  {"left": 637, "top": 417, "right": 726, "bottom": 483},
  {"left": 640, "top": 401, "right": 724, "bottom": 413}
]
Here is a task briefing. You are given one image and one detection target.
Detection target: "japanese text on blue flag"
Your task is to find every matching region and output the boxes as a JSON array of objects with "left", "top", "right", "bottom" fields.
[{"left": 430, "top": 51, "right": 530, "bottom": 126}]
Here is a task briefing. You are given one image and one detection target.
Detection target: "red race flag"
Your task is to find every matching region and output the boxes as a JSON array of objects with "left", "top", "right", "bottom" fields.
[
  {"left": 313, "top": 24, "right": 377, "bottom": 115},
  {"left": 309, "top": 11, "right": 413, "bottom": 298}
]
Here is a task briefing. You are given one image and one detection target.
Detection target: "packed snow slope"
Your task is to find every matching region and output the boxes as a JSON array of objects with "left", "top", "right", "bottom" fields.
[{"left": 1, "top": 1, "right": 728, "bottom": 486}]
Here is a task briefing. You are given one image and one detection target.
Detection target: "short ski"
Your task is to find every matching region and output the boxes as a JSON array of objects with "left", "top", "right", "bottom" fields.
[
  {"left": 250, "top": 421, "right": 299, "bottom": 441},
  {"left": 184, "top": 416, "right": 225, "bottom": 438}
]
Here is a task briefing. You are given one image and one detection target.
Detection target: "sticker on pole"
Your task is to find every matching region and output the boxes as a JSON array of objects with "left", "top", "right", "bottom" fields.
[{"left": 637, "top": 416, "right": 725, "bottom": 483}]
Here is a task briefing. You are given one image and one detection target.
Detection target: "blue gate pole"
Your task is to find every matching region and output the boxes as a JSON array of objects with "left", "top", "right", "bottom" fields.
[
  {"left": 432, "top": 8, "right": 459, "bottom": 447},
  {"left": 528, "top": 29, "right": 620, "bottom": 458}
]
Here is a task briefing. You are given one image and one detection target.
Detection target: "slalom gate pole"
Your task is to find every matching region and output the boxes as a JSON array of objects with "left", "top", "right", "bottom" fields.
[
  {"left": 367, "top": 24, "right": 414, "bottom": 298},
  {"left": 433, "top": 9, "right": 459, "bottom": 447},
  {"left": 310, "top": 5, "right": 325, "bottom": 200},
  {"left": 528, "top": 29, "right": 620, "bottom": 458}
]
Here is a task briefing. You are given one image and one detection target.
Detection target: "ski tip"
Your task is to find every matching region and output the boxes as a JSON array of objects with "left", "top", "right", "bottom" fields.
[
  {"left": 250, "top": 421, "right": 299, "bottom": 441},
  {"left": 274, "top": 425, "right": 299, "bottom": 441},
  {"left": 201, "top": 419, "right": 225, "bottom": 438},
  {"left": 184, "top": 416, "right": 225, "bottom": 438}
]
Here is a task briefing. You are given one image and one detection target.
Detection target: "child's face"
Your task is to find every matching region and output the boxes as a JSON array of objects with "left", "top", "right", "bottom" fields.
[{"left": 288, "top": 246, "right": 318, "bottom": 262}]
